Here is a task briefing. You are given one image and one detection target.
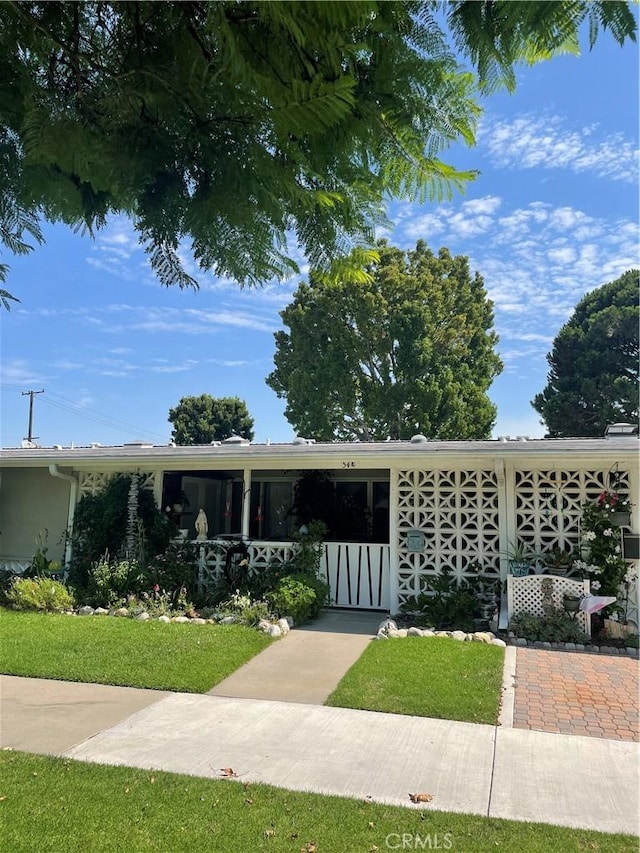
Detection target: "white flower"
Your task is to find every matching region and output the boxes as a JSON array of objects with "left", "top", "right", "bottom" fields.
[
  {"left": 590, "top": 580, "right": 601, "bottom": 591},
  {"left": 615, "top": 545, "right": 621, "bottom": 554},
  {"left": 603, "top": 528, "right": 614, "bottom": 537},
  {"left": 582, "top": 531, "right": 597, "bottom": 542},
  {"left": 609, "top": 612, "right": 619, "bottom": 622}
]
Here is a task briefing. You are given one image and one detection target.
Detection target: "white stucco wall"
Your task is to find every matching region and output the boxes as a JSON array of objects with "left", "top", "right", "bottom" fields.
[{"left": 0, "top": 468, "right": 70, "bottom": 562}]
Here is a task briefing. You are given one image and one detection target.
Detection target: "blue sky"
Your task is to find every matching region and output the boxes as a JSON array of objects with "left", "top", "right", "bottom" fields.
[{"left": 1, "top": 31, "right": 638, "bottom": 449}]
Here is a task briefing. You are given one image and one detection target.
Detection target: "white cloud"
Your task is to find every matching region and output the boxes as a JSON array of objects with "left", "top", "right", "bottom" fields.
[
  {"left": 404, "top": 195, "right": 502, "bottom": 241},
  {"left": 479, "top": 114, "right": 639, "bottom": 183}
]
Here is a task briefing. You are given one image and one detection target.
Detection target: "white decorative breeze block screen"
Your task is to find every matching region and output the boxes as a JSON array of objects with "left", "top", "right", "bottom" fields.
[
  {"left": 396, "top": 468, "right": 500, "bottom": 606},
  {"left": 507, "top": 574, "right": 591, "bottom": 635},
  {"left": 78, "top": 471, "right": 156, "bottom": 498},
  {"left": 198, "top": 540, "right": 296, "bottom": 591},
  {"left": 514, "top": 467, "right": 630, "bottom": 556}
]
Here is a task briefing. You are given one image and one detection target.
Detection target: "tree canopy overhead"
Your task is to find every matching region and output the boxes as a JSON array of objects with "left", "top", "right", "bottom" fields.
[
  {"left": 168, "top": 395, "right": 255, "bottom": 445},
  {"left": 531, "top": 270, "right": 640, "bottom": 438},
  {"left": 1, "top": 1, "right": 635, "bottom": 294},
  {"left": 267, "top": 240, "right": 503, "bottom": 441}
]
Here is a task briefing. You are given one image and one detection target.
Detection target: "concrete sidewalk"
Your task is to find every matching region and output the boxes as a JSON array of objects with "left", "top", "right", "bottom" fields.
[
  {"left": 53, "top": 691, "right": 640, "bottom": 836},
  {"left": 1, "top": 609, "right": 639, "bottom": 837}
]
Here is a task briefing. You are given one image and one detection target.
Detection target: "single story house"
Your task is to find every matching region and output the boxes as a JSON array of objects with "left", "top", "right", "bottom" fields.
[{"left": 1, "top": 426, "right": 638, "bottom": 627}]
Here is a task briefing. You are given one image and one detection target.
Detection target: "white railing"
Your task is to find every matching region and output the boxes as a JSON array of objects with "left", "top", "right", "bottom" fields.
[
  {"left": 197, "top": 539, "right": 390, "bottom": 610},
  {"left": 0, "top": 557, "right": 33, "bottom": 575}
]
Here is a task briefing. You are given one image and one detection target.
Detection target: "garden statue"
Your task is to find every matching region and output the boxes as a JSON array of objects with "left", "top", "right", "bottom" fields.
[{"left": 195, "top": 508, "right": 209, "bottom": 541}]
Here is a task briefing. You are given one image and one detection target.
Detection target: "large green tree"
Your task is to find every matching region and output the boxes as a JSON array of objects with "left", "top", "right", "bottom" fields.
[
  {"left": 168, "top": 395, "right": 255, "bottom": 445},
  {"left": 532, "top": 270, "right": 640, "bottom": 437},
  {"left": 0, "top": 2, "right": 635, "bottom": 295},
  {"left": 267, "top": 241, "right": 502, "bottom": 441}
]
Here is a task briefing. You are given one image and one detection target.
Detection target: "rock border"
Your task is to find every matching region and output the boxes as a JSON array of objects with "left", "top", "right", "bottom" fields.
[
  {"left": 376, "top": 618, "right": 639, "bottom": 658},
  {"left": 69, "top": 605, "right": 293, "bottom": 637}
]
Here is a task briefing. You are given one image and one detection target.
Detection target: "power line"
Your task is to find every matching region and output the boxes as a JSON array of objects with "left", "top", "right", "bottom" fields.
[{"left": 2, "top": 383, "right": 168, "bottom": 442}]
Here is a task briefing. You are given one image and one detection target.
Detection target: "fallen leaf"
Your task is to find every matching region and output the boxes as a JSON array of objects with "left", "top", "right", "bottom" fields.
[
  {"left": 220, "top": 768, "right": 237, "bottom": 778},
  {"left": 124, "top": 787, "right": 130, "bottom": 794},
  {"left": 300, "top": 844, "right": 317, "bottom": 853},
  {"left": 244, "top": 798, "right": 253, "bottom": 805},
  {"left": 149, "top": 777, "right": 155, "bottom": 784},
  {"left": 0, "top": 796, "right": 6, "bottom": 802},
  {"left": 264, "top": 828, "right": 275, "bottom": 838},
  {"left": 370, "top": 847, "right": 379, "bottom": 852},
  {"left": 409, "top": 792, "right": 434, "bottom": 804},
  {"left": 368, "top": 821, "right": 374, "bottom": 828}
]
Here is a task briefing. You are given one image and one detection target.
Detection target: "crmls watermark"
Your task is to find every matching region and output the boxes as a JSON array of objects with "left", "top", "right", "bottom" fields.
[{"left": 385, "top": 833, "right": 453, "bottom": 850}]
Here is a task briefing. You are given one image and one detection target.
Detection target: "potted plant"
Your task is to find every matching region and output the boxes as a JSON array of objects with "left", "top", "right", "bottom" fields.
[
  {"left": 503, "top": 541, "right": 535, "bottom": 577},
  {"left": 562, "top": 592, "right": 582, "bottom": 615},
  {"left": 540, "top": 546, "right": 576, "bottom": 576},
  {"left": 598, "top": 490, "right": 631, "bottom": 526}
]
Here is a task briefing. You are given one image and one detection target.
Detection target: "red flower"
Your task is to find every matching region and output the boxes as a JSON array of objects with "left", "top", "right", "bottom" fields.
[{"left": 152, "top": 584, "right": 160, "bottom": 593}]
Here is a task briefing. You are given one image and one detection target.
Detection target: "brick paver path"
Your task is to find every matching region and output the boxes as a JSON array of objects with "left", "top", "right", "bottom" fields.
[{"left": 513, "top": 648, "right": 639, "bottom": 741}]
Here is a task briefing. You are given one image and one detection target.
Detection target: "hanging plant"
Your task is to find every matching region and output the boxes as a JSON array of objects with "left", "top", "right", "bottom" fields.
[{"left": 577, "top": 491, "right": 631, "bottom": 598}]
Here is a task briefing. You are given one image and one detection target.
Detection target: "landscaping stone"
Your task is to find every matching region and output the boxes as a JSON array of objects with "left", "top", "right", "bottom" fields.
[
  {"left": 407, "top": 626, "right": 423, "bottom": 637},
  {"left": 515, "top": 638, "right": 527, "bottom": 646},
  {"left": 276, "top": 618, "right": 290, "bottom": 635},
  {"left": 135, "top": 612, "right": 150, "bottom": 621},
  {"left": 564, "top": 643, "right": 576, "bottom": 651},
  {"left": 77, "top": 606, "right": 94, "bottom": 616},
  {"left": 258, "top": 620, "right": 271, "bottom": 633},
  {"left": 219, "top": 616, "right": 236, "bottom": 624},
  {"left": 378, "top": 618, "right": 397, "bottom": 635},
  {"left": 374, "top": 632, "right": 388, "bottom": 640},
  {"left": 472, "top": 631, "right": 494, "bottom": 643},
  {"left": 190, "top": 617, "right": 206, "bottom": 625},
  {"left": 158, "top": 615, "right": 171, "bottom": 623},
  {"left": 171, "top": 616, "right": 189, "bottom": 623},
  {"left": 113, "top": 608, "right": 129, "bottom": 618},
  {"left": 93, "top": 607, "right": 109, "bottom": 616},
  {"left": 283, "top": 616, "right": 294, "bottom": 628},
  {"left": 451, "top": 630, "right": 467, "bottom": 642},
  {"left": 490, "top": 638, "right": 506, "bottom": 647},
  {"left": 421, "top": 630, "right": 436, "bottom": 638},
  {"left": 267, "top": 624, "right": 282, "bottom": 638}
]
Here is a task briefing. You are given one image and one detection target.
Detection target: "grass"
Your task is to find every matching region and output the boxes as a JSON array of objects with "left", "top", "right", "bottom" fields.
[
  {"left": 326, "top": 637, "right": 504, "bottom": 724},
  {"left": 0, "top": 608, "right": 272, "bottom": 693},
  {"left": 2, "top": 752, "right": 636, "bottom": 853}
]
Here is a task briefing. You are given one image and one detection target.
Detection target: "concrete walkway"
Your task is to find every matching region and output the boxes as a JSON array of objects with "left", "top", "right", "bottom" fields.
[
  {"left": 1, "top": 611, "right": 639, "bottom": 836},
  {"left": 209, "top": 609, "right": 382, "bottom": 703}
]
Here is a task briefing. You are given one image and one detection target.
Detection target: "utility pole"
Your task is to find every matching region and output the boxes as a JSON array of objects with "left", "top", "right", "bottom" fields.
[{"left": 22, "top": 389, "right": 44, "bottom": 442}]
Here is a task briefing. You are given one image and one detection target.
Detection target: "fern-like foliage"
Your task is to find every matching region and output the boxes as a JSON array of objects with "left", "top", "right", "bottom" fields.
[{"left": 0, "top": 0, "right": 635, "bottom": 293}]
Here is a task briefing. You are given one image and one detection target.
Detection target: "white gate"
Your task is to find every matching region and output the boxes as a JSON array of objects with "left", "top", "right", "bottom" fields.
[{"left": 320, "top": 543, "right": 390, "bottom": 610}]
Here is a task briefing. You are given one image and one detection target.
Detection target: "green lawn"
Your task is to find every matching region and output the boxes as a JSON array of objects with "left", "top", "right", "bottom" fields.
[
  {"left": 0, "top": 608, "right": 272, "bottom": 693},
  {"left": 2, "top": 752, "right": 635, "bottom": 853},
  {"left": 326, "top": 636, "right": 504, "bottom": 724}
]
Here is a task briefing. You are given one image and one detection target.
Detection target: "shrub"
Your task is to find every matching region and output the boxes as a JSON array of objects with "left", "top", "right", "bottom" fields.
[
  {"left": 85, "top": 558, "right": 147, "bottom": 608},
  {"left": 401, "top": 567, "right": 476, "bottom": 631},
  {"left": 266, "top": 573, "right": 329, "bottom": 625},
  {"left": 218, "top": 592, "right": 272, "bottom": 626},
  {"left": 509, "top": 610, "right": 589, "bottom": 644},
  {"left": 146, "top": 539, "right": 199, "bottom": 606},
  {"left": 69, "top": 474, "right": 174, "bottom": 589},
  {"left": 6, "top": 577, "right": 75, "bottom": 612}
]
